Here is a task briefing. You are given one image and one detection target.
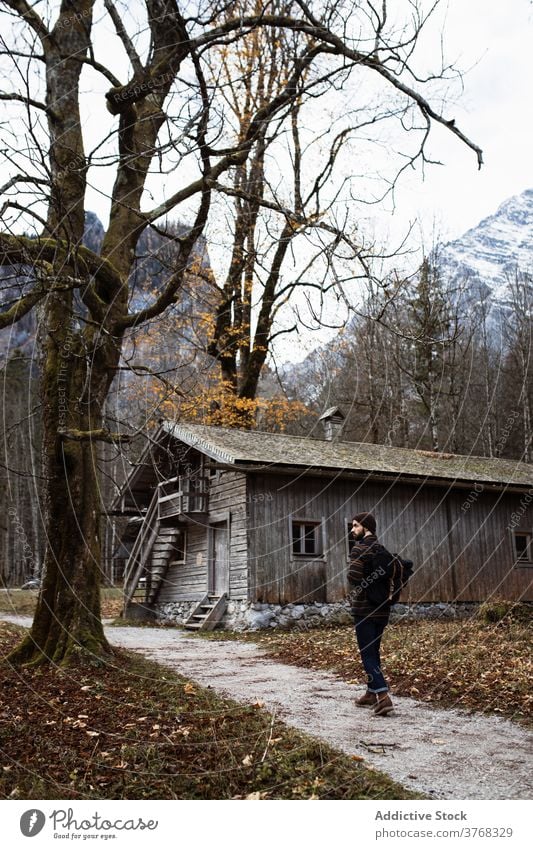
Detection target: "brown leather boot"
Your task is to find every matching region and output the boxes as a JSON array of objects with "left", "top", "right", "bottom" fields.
[
  {"left": 355, "top": 690, "right": 378, "bottom": 707},
  {"left": 373, "top": 693, "right": 394, "bottom": 716}
]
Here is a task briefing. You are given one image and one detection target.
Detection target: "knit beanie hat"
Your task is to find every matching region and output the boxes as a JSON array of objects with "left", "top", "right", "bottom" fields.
[{"left": 353, "top": 512, "right": 377, "bottom": 535}]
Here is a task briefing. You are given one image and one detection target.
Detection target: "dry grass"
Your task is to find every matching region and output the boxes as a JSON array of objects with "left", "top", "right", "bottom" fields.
[
  {"left": 0, "top": 622, "right": 420, "bottom": 801},
  {"left": 0, "top": 589, "right": 39, "bottom": 615},
  {"left": 0, "top": 588, "right": 124, "bottom": 619}
]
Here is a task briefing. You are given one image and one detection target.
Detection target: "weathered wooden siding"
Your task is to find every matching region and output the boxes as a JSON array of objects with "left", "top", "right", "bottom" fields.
[
  {"left": 208, "top": 470, "right": 248, "bottom": 598},
  {"left": 157, "top": 467, "right": 248, "bottom": 602},
  {"left": 447, "top": 488, "right": 533, "bottom": 602},
  {"left": 247, "top": 472, "right": 350, "bottom": 604},
  {"left": 151, "top": 446, "right": 209, "bottom": 602},
  {"left": 157, "top": 523, "right": 208, "bottom": 602},
  {"left": 247, "top": 473, "right": 533, "bottom": 604}
]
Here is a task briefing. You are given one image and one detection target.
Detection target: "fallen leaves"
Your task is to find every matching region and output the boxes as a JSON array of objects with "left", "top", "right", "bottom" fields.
[
  {"left": 0, "top": 622, "right": 415, "bottom": 802},
  {"left": 242, "top": 615, "right": 532, "bottom": 726}
]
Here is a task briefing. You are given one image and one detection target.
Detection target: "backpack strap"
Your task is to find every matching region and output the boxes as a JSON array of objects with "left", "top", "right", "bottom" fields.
[
  {"left": 388, "top": 555, "right": 398, "bottom": 602},
  {"left": 361, "top": 542, "right": 387, "bottom": 575}
]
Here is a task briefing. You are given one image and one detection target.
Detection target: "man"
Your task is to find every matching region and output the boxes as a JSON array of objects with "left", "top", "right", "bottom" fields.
[{"left": 348, "top": 512, "right": 394, "bottom": 716}]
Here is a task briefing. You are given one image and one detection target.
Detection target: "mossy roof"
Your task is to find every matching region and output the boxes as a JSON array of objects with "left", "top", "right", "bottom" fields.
[{"left": 164, "top": 423, "right": 533, "bottom": 489}]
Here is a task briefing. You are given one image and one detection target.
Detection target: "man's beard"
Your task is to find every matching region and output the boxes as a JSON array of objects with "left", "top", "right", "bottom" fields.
[{"left": 352, "top": 529, "right": 364, "bottom": 540}]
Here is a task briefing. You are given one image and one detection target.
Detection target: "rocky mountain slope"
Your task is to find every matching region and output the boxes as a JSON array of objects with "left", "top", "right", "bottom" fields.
[
  {"left": 0, "top": 213, "right": 214, "bottom": 360},
  {"left": 439, "top": 188, "right": 532, "bottom": 302}
]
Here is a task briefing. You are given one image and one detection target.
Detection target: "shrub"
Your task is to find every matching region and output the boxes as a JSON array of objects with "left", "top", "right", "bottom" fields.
[{"left": 477, "top": 600, "right": 532, "bottom": 624}]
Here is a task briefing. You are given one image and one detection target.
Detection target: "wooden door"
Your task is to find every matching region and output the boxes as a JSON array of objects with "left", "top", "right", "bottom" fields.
[{"left": 212, "top": 523, "right": 229, "bottom": 595}]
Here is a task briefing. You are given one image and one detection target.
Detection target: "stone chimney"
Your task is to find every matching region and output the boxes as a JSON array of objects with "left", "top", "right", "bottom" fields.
[{"left": 319, "top": 406, "right": 345, "bottom": 441}]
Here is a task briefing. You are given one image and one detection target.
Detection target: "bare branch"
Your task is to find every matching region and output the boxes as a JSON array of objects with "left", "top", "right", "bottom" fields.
[
  {"left": 0, "top": 174, "right": 49, "bottom": 195},
  {"left": 71, "top": 53, "right": 122, "bottom": 87},
  {"left": 60, "top": 428, "right": 132, "bottom": 444},
  {"left": 102, "top": 0, "right": 144, "bottom": 76},
  {"left": 0, "top": 91, "right": 47, "bottom": 111},
  {"left": 1, "top": 0, "right": 50, "bottom": 44}
]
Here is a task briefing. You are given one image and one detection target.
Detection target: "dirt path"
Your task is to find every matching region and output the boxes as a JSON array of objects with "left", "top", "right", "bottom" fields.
[{"left": 4, "top": 616, "right": 532, "bottom": 800}]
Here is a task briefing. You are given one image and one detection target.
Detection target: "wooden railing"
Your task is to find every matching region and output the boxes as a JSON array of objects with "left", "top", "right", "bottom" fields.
[
  {"left": 157, "top": 475, "right": 208, "bottom": 519},
  {"left": 122, "top": 487, "right": 160, "bottom": 610},
  {"left": 122, "top": 475, "right": 209, "bottom": 612}
]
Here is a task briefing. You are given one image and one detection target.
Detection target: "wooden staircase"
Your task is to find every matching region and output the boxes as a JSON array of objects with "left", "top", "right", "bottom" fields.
[
  {"left": 184, "top": 594, "right": 227, "bottom": 631},
  {"left": 123, "top": 489, "right": 160, "bottom": 616},
  {"left": 122, "top": 474, "right": 210, "bottom": 617},
  {"left": 147, "top": 527, "right": 182, "bottom": 603},
  {"left": 123, "top": 488, "right": 183, "bottom": 616}
]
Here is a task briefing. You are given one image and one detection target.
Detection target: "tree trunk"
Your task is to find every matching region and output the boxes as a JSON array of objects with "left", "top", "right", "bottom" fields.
[
  {"left": 9, "top": 425, "right": 113, "bottom": 664},
  {"left": 10, "top": 439, "right": 111, "bottom": 666},
  {"left": 7, "top": 3, "right": 117, "bottom": 665},
  {"left": 9, "top": 302, "right": 115, "bottom": 665}
]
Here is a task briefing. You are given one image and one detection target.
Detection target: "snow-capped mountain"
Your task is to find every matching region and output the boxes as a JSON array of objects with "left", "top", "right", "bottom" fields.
[{"left": 439, "top": 188, "right": 533, "bottom": 301}]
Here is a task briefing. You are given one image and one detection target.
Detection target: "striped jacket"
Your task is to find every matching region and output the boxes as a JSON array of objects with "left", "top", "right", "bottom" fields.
[{"left": 347, "top": 533, "right": 391, "bottom": 622}]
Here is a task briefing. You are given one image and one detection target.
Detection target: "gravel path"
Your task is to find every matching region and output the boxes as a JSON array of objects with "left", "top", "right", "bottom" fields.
[{"left": 3, "top": 616, "right": 532, "bottom": 800}]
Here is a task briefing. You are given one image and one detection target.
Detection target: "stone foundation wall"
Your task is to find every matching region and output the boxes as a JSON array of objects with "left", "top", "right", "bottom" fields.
[
  {"left": 154, "top": 600, "right": 199, "bottom": 625},
  {"left": 225, "top": 600, "right": 354, "bottom": 631},
  {"left": 152, "top": 599, "right": 485, "bottom": 630}
]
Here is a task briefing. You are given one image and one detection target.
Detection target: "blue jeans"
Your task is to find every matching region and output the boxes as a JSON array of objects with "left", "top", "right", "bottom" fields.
[{"left": 354, "top": 618, "right": 389, "bottom": 693}]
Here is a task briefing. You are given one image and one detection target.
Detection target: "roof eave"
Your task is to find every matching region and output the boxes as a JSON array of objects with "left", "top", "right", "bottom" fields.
[
  {"left": 165, "top": 422, "right": 236, "bottom": 464},
  {"left": 162, "top": 423, "right": 533, "bottom": 492},
  {"left": 229, "top": 459, "right": 533, "bottom": 492}
]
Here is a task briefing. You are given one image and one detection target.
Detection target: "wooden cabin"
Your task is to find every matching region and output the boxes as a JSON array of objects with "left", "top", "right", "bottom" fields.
[{"left": 113, "top": 416, "right": 533, "bottom": 629}]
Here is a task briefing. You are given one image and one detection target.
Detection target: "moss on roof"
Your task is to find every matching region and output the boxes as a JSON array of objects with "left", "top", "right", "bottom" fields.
[{"left": 165, "top": 423, "right": 533, "bottom": 489}]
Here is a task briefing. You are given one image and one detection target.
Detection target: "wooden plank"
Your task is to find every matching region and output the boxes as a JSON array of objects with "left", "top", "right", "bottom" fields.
[
  {"left": 151, "top": 445, "right": 533, "bottom": 607},
  {"left": 246, "top": 470, "right": 533, "bottom": 604}
]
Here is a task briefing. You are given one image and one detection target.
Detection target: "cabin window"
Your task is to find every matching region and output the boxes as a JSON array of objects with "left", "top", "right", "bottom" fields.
[
  {"left": 512, "top": 531, "right": 533, "bottom": 564},
  {"left": 292, "top": 520, "right": 322, "bottom": 556},
  {"left": 346, "top": 521, "right": 355, "bottom": 560}
]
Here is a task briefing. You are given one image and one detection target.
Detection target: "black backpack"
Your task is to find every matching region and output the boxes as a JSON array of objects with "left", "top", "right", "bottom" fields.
[
  {"left": 386, "top": 552, "right": 414, "bottom": 604},
  {"left": 364, "top": 545, "right": 414, "bottom": 606}
]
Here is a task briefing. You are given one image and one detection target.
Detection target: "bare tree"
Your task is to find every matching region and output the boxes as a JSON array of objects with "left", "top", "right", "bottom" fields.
[
  {"left": 204, "top": 3, "right": 372, "bottom": 419},
  {"left": 0, "top": 0, "right": 481, "bottom": 664},
  {"left": 502, "top": 270, "right": 533, "bottom": 462}
]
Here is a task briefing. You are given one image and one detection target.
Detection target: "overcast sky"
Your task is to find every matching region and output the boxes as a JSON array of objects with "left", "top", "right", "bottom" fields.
[
  {"left": 1, "top": 0, "right": 531, "bottom": 365},
  {"left": 274, "top": 0, "right": 533, "bottom": 360},
  {"left": 119, "top": 2, "right": 530, "bottom": 247},
  {"left": 76, "top": 0, "right": 533, "bottom": 243},
  {"left": 3, "top": 1, "right": 529, "bottom": 247},
  {"left": 378, "top": 0, "right": 533, "bottom": 245}
]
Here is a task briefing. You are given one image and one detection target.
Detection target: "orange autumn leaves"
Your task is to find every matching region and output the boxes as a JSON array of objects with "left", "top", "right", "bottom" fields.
[{"left": 124, "top": 306, "right": 306, "bottom": 431}]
